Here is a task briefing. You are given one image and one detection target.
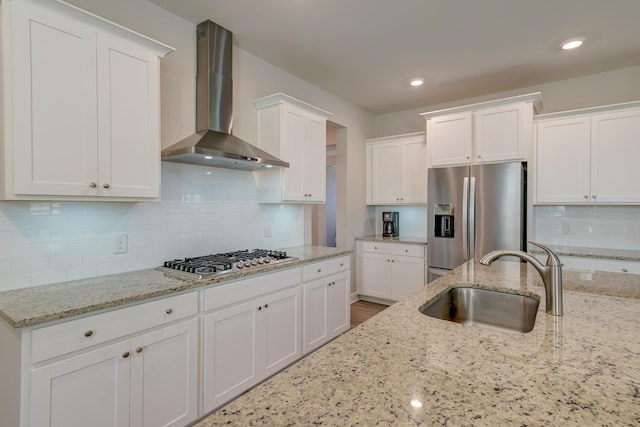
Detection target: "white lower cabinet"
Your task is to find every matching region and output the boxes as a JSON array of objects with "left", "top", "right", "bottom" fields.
[
  {"left": 302, "top": 255, "right": 350, "bottom": 354},
  {"left": 358, "top": 241, "right": 426, "bottom": 301},
  {"left": 22, "top": 292, "right": 199, "bottom": 427},
  {"left": 30, "top": 319, "right": 198, "bottom": 427},
  {"left": 202, "top": 269, "right": 303, "bottom": 413}
]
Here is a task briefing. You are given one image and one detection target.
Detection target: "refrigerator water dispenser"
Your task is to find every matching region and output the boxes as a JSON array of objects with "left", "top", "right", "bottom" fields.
[{"left": 434, "top": 204, "right": 455, "bottom": 238}]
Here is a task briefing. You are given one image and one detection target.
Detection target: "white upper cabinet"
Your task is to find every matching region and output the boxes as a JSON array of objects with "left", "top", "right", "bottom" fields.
[
  {"left": 254, "top": 93, "right": 333, "bottom": 204},
  {"left": 366, "top": 132, "right": 426, "bottom": 205},
  {"left": 1, "top": 0, "right": 173, "bottom": 200},
  {"left": 422, "top": 93, "right": 542, "bottom": 168},
  {"left": 535, "top": 102, "right": 640, "bottom": 204}
]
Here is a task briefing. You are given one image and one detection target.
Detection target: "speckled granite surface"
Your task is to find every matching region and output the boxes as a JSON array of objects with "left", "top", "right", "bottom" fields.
[
  {"left": 0, "top": 246, "right": 351, "bottom": 328},
  {"left": 193, "top": 260, "right": 640, "bottom": 426},
  {"left": 535, "top": 244, "right": 640, "bottom": 262},
  {"left": 357, "top": 235, "right": 427, "bottom": 245}
]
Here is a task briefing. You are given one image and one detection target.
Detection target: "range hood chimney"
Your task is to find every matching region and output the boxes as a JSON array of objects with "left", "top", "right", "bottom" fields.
[{"left": 161, "top": 20, "right": 288, "bottom": 170}]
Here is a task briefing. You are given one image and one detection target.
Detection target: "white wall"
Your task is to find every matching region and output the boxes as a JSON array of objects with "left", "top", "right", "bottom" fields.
[
  {"left": 0, "top": 0, "right": 375, "bottom": 291},
  {"left": 372, "top": 65, "right": 640, "bottom": 251}
]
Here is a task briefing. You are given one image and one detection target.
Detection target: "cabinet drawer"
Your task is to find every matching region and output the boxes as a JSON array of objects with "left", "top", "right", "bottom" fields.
[
  {"left": 361, "top": 241, "right": 425, "bottom": 258},
  {"left": 302, "top": 255, "right": 350, "bottom": 282},
  {"left": 560, "top": 256, "right": 640, "bottom": 274},
  {"left": 204, "top": 267, "right": 301, "bottom": 312},
  {"left": 31, "top": 292, "right": 198, "bottom": 363}
]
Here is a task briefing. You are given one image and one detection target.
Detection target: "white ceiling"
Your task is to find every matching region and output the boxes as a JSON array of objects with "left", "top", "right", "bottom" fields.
[{"left": 149, "top": 0, "right": 640, "bottom": 115}]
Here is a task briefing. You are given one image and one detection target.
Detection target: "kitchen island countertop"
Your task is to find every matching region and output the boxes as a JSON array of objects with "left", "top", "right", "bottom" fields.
[
  {"left": 0, "top": 245, "right": 351, "bottom": 328},
  {"left": 193, "top": 260, "right": 640, "bottom": 426}
]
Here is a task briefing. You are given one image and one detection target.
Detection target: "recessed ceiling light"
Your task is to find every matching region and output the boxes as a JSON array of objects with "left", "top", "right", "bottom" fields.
[
  {"left": 410, "top": 79, "right": 424, "bottom": 87},
  {"left": 562, "top": 39, "right": 584, "bottom": 50}
]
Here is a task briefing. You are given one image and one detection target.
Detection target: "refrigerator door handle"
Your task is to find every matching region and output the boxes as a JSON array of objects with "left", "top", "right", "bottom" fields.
[
  {"left": 462, "top": 177, "right": 469, "bottom": 260},
  {"left": 469, "top": 176, "right": 477, "bottom": 259}
]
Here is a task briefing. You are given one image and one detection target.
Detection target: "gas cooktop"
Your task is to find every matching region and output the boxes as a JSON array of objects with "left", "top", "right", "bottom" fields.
[{"left": 157, "top": 249, "right": 298, "bottom": 280}]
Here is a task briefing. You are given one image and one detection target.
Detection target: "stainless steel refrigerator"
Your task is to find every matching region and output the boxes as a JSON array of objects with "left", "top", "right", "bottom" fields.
[{"left": 427, "top": 161, "right": 526, "bottom": 282}]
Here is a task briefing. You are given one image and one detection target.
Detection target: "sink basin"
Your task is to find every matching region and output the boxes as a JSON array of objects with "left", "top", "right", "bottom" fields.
[{"left": 420, "top": 287, "right": 539, "bottom": 333}]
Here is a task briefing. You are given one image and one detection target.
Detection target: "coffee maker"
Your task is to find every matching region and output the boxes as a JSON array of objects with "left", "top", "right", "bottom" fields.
[{"left": 382, "top": 211, "right": 399, "bottom": 237}]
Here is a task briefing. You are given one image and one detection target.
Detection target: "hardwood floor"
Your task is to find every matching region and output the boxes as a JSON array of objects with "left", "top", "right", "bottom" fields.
[{"left": 350, "top": 300, "right": 389, "bottom": 329}]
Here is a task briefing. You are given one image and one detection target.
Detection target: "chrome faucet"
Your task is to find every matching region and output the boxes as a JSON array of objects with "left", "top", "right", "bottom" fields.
[{"left": 479, "top": 241, "right": 563, "bottom": 316}]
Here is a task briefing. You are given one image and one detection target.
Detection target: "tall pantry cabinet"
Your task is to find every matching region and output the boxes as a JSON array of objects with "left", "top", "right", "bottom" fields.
[{"left": 0, "top": 0, "right": 173, "bottom": 200}]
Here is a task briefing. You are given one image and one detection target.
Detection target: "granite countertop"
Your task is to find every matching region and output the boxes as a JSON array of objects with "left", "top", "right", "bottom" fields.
[
  {"left": 357, "top": 235, "right": 427, "bottom": 245},
  {"left": 194, "top": 260, "right": 640, "bottom": 426},
  {"left": 0, "top": 246, "right": 351, "bottom": 328},
  {"left": 538, "top": 245, "right": 640, "bottom": 262}
]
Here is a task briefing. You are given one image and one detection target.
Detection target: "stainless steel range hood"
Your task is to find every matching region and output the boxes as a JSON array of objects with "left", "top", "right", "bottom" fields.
[{"left": 161, "top": 20, "right": 288, "bottom": 171}]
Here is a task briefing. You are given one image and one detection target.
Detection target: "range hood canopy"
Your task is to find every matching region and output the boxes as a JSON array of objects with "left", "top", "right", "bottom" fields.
[{"left": 161, "top": 20, "right": 288, "bottom": 171}]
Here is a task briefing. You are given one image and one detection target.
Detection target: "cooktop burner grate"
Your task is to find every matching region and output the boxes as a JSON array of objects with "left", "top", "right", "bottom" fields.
[{"left": 157, "top": 249, "right": 297, "bottom": 279}]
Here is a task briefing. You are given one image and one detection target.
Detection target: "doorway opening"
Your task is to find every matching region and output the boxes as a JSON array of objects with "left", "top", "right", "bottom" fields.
[{"left": 312, "top": 122, "right": 343, "bottom": 247}]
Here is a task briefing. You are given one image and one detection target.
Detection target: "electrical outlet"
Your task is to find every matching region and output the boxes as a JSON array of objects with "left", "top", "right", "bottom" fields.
[
  {"left": 113, "top": 233, "right": 128, "bottom": 254},
  {"left": 264, "top": 223, "right": 272, "bottom": 237}
]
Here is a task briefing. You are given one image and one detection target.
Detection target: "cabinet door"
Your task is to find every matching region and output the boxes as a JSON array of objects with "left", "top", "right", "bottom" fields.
[
  {"left": 399, "top": 139, "right": 427, "bottom": 203},
  {"left": 130, "top": 319, "right": 198, "bottom": 427},
  {"left": 370, "top": 142, "right": 400, "bottom": 204},
  {"left": 203, "top": 299, "right": 260, "bottom": 412},
  {"left": 391, "top": 255, "right": 425, "bottom": 301},
  {"left": 281, "top": 105, "right": 306, "bottom": 201},
  {"left": 428, "top": 112, "right": 473, "bottom": 167},
  {"left": 535, "top": 117, "right": 591, "bottom": 203},
  {"left": 361, "top": 252, "right": 392, "bottom": 299},
  {"left": 590, "top": 109, "right": 640, "bottom": 203},
  {"left": 328, "top": 272, "right": 350, "bottom": 337},
  {"left": 261, "top": 286, "right": 302, "bottom": 377},
  {"left": 303, "top": 278, "right": 330, "bottom": 353},
  {"left": 97, "top": 35, "right": 160, "bottom": 198},
  {"left": 475, "top": 102, "right": 527, "bottom": 163},
  {"left": 30, "top": 341, "right": 131, "bottom": 427},
  {"left": 12, "top": 2, "right": 99, "bottom": 196},
  {"left": 303, "top": 114, "right": 327, "bottom": 202}
]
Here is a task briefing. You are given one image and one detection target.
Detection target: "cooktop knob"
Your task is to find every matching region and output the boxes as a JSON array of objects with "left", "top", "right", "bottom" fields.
[
  {"left": 235, "top": 262, "right": 244, "bottom": 269},
  {"left": 243, "top": 260, "right": 252, "bottom": 267},
  {"left": 264, "top": 256, "right": 271, "bottom": 263},
  {"left": 257, "top": 257, "right": 264, "bottom": 264},
  {"left": 251, "top": 258, "right": 259, "bottom": 266}
]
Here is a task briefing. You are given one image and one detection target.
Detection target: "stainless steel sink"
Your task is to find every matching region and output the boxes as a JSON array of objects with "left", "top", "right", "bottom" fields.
[{"left": 420, "top": 287, "right": 540, "bottom": 333}]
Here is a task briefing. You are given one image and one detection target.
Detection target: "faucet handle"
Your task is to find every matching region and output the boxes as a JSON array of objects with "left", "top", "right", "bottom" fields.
[{"left": 528, "top": 241, "right": 561, "bottom": 267}]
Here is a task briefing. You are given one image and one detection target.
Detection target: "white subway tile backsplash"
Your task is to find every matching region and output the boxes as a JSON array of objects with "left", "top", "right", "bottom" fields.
[
  {"left": 533, "top": 205, "right": 640, "bottom": 250},
  {"left": 0, "top": 162, "right": 306, "bottom": 291}
]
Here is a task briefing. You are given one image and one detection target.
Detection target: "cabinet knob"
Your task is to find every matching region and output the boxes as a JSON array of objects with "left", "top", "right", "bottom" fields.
[
  {"left": 374, "top": 246, "right": 378, "bottom": 250},
  {"left": 405, "top": 249, "right": 408, "bottom": 252},
  {"left": 592, "top": 195, "right": 597, "bottom": 198},
  {"left": 264, "top": 304, "right": 269, "bottom": 309},
  {"left": 477, "top": 155, "right": 481, "bottom": 158},
  {"left": 165, "top": 308, "right": 173, "bottom": 314},
  {"left": 89, "top": 182, "right": 97, "bottom": 188},
  {"left": 339, "top": 263, "right": 344, "bottom": 267},
  {"left": 103, "top": 183, "right": 110, "bottom": 189},
  {"left": 257, "top": 306, "right": 262, "bottom": 311},
  {"left": 122, "top": 352, "right": 130, "bottom": 359},
  {"left": 622, "top": 268, "right": 629, "bottom": 273},
  {"left": 84, "top": 330, "right": 94, "bottom": 338},
  {"left": 466, "top": 156, "right": 470, "bottom": 159},
  {"left": 391, "top": 259, "right": 395, "bottom": 263},
  {"left": 584, "top": 195, "right": 589, "bottom": 199},
  {"left": 317, "top": 268, "right": 322, "bottom": 273},
  {"left": 136, "top": 347, "right": 143, "bottom": 353}
]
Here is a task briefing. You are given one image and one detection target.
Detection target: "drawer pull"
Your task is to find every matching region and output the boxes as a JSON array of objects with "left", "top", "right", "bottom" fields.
[
  {"left": 165, "top": 308, "right": 173, "bottom": 315},
  {"left": 136, "top": 347, "right": 143, "bottom": 353},
  {"left": 122, "top": 352, "right": 130, "bottom": 359},
  {"left": 622, "top": 268, "right": 629, "bottom": 273},
  {"left": 339, "top": 263, "right": 344, "bottom": 267},
  {"left": 84, "top": 330, "right": 94, "bottom": 338}
]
